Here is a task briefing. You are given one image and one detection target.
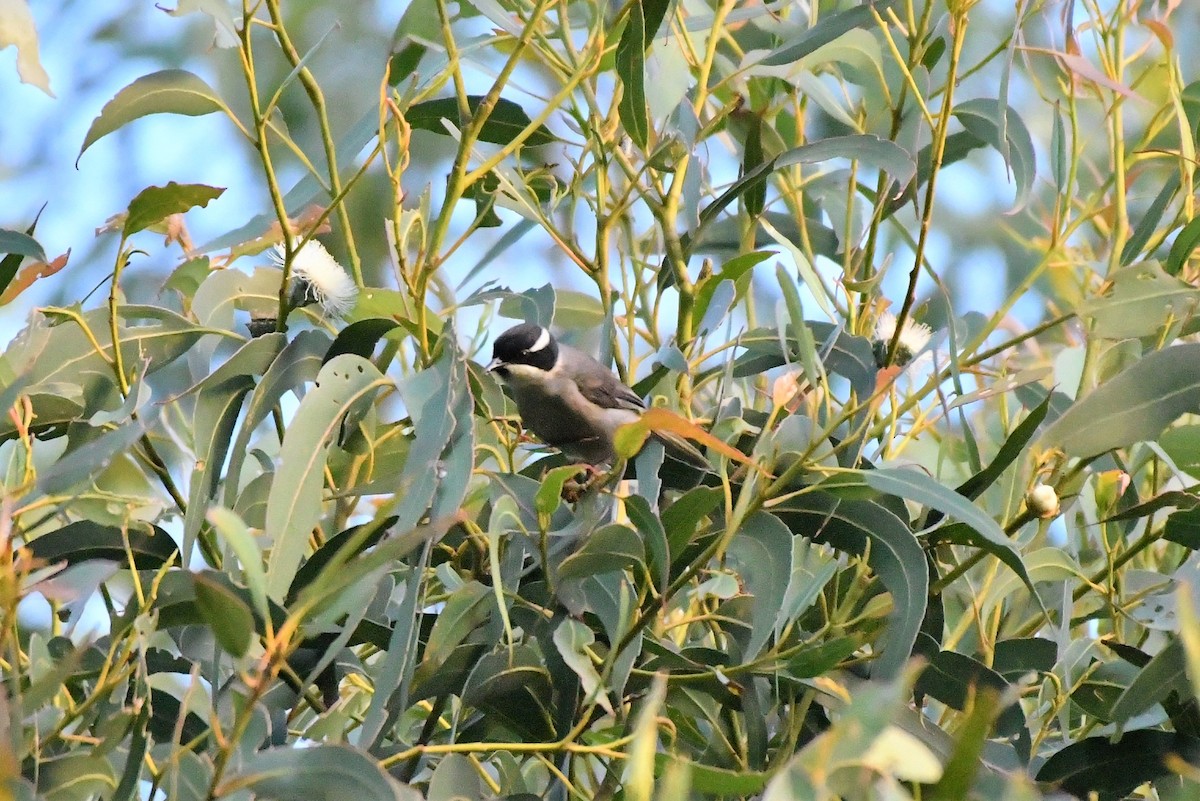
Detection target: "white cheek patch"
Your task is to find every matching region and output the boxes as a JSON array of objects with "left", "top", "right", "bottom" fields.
[
  {"left": 499, "top": 363, "right": 543, "bottom": 385},
  {"left": 526, "top": 327, "right": 551, "bottom": 353}
]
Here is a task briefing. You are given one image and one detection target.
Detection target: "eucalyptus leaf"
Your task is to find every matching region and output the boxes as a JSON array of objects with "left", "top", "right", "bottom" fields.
[
  {"left": 1040, "top": 343, "right": 1200, "bottom": 457},
  {"left": 264, "top": 354, "right": 387, "bottom": 599},
  {"left": 230, "top": 744, "right": 414, "bottom": 801},
  {"left": 79, "top": 69, "right": 225, "bottom": 159}
]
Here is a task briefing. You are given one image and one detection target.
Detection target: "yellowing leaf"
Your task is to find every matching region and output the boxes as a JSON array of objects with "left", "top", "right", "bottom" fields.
[{"left": 0, "top": 0, "right": 53, "bottom": 96}]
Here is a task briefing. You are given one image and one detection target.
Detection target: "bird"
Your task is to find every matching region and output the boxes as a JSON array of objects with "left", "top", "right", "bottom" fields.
[{"left": 486, "top": 323, "right": 709, "bottom": 470}]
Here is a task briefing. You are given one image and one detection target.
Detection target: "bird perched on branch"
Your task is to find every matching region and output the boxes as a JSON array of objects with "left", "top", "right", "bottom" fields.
[{"left": 486, "top": 323, "right": 708, "bottom": 470}]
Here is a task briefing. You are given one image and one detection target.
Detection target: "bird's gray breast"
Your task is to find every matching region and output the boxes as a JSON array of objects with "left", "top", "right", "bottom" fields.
[{"left": 509, "top": 371, "right": 638, "bottom": 463}]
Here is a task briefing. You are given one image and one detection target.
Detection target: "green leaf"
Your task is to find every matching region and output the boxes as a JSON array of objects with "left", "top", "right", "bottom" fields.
[
  {"left": 0, "top": 306, "right": 203, "bottom": 425},
  {"left": 323, "top": 318, "right": 402, "bottom": 364},
  {"left": 784, "top": 636, "right": 860, "bottom": 678},
  {"left": 460, "top": 645, "right": 557, "bottom": 740},
  {"left": 1161, "top": 426, "right": 1200, "bottom": 474},
  {"left": 711, "top": 324, "right": 876, "bottom": 397},
  {"left": 915, "top": 649, "right": 1009, "bottom": 711},
  {"left": 36, "top": 414, "right": 153, "bottom": 495},
  {"left": 655, "top": 756, "right": 767, "bottom": 797},
  {"left": 558, "top": 524, "right": 645, "bottom": 580},
  {"left": 768, "top": 673, "right": 918, "bottom": 796},
  {"left": 124, "top": 182, "right": 225, "bottom": 238},
  {"left": 207, "top": 507, "right": 270, "bottom": 622},
  {"left": 229, "top": 744, "right": 413, "bottom": 801},
  {"left": 1040, "top": 343, "right": 1200, "bottom": 457},
  {"left": 182, "top": 377, "right": 253, "bottom": 558},
  {"left": 1079, "top": 261, "right": 1200, "bottom": 339},
  {"left": 222, "top": 330, "right": 330, "bottom": 509},
  {"left": 741, "top": 115, "right": 766, "bottom": 218},
  {"left": 79, "top": 69, "right": 225, "bottom": 160},
  {"left": 1167, "top": 216, "right": 1200, "bottom": 276},
  {"left": 286, "top": 517, "right": 396, "bottom": 603},
  {"left": 405, "top": 95, "right": 554, "bottom": 146},
  {"left": 759, "top": 0, "right": 900, "bottom": 67},
  {"left": 25, "top": 520, "right": 178, "bottom": 569},
  {"left": 952, "top": 98, "right": 1036, "bottom": 211},
  {"left": 1121, "top": 173, "right": 1180, "bottom": 266},
  {"left": 685, "top": 135, "right": 915, "bottom": 255},
  {"left": 927, "top": 686, "right": 1003, "bottom": 801},
  {"left": 290, "top": 519, "right": 443, "bottom": 620},
  {"left": 359, "top": 562, "right": 425, "bottom": 747},
  {"left": 553, "top": 618, "right": 608, "bottom": 713},
  {"left": 624, "top": 494, "right": 669, "bottom": 592},
  {"left": 775, "top": 494, "right": 927, "bottom": 679},
  {"left": 424, "top": 581, "right": 492, "bottom": 666},
  {"left": 952, "top": 392, "right": 1050, "bottom": 503},
  {"left": 1109, "top": 639, "right": 1190, "bottom": 724},
  {"left": 37, "top": 753, "right": 117, "bottom": 801},
  {"left": 864, "top": 468, "right": 1036, "bottom": 600},
  {"left": 427, "top": 754, "right": 481, "bottom": 801},
  {"left": 391, "top": 334, "right": 476, "bottom": 529},
  {"left": 0, "top": 228, "right": 46, "bottom": 262},
  {"left": 111, "top": 704, "right": 150, "bottom": 801},
  {"left": 616, "top": 1, "right": 649, "bottom": 149},
  {"left": 156, "top": 751, "right": 211, "bottom": 801},
  {"left": 193, "top": 570, "right": 254, "bottom": 657},
  {"left": 1035, "top": 730, "right": 1200, "bottom": 800},
  {"left": 1166, "top": 506, "right": 1200, "bottom": 548},
  {"left": 727, "top": 512, "right": 792, "bottom": 659},
  {"left": 264, "top": 354, "right": 387, "bottom": 599},
  {"left": 693, "top": 251, "right": 772, "bottom": 336},
  {"left": 778, "top": 536, "right": 839, "bottom": 632},
  {"left": 661, "top": 485, "right": 723, "bottom": 562},
  {"left": 992, "top": 637, "right": 1057, "bottom": 680}
]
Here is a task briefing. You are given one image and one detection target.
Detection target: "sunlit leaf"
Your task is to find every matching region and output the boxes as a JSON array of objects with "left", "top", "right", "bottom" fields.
[
  {"left": 1040, "top": 343, "right": 1200, "bottom": 457},
  {"left": 759, "top": 0, "right": 900, "bottom": 67},
  {"left": 1079, "top": 261, "right": 1200, "bottom": 339},
  {"left": 79, "top": 69, "right": 225, "bottom": 159},
  {"left": 124, "top": 182, "right": 225, "bottom": 238}
]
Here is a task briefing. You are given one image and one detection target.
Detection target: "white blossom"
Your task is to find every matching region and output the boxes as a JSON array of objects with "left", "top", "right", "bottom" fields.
[
  {"left": 873, "top": 312, "right": 933, "bottom": 367},
  {"left": 272, "top": 239, "right": 357, "bottom": 317}
]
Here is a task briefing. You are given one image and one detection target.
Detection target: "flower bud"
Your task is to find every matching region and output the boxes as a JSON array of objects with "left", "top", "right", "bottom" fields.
[{"left": 1026, "top": 483, "right": 1060, "bottom": 519}]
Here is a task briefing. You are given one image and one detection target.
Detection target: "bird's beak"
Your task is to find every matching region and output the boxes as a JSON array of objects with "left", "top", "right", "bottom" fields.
[{"left": 486, "top": 358, "right": 504, "bottom": 373}]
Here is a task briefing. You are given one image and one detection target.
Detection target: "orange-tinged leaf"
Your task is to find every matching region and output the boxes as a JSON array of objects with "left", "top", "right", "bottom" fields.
[
  {"left": 0, "top": 250, "right": 69, "bottom": 306},
  {"left": 636, "top": 408, "right": 767, "bottom": 474}
]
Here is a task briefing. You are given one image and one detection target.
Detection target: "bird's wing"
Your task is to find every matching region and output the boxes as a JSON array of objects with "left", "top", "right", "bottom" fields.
[{"left": 576, "top": 367, "right": 646, "bottom": 413}]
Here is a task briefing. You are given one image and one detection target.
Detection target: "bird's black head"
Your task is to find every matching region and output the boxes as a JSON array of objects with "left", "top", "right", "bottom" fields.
[{"left": 488, "top": 323, "right": 559, "bottom": 374}]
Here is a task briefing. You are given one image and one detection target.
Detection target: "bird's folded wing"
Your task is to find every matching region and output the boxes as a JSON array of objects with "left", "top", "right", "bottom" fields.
[{"left": 577, "top": 372, "right": 646, "bottom": 412}]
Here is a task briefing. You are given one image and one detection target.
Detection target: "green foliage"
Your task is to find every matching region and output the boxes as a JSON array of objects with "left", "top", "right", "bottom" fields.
[{"left": 6, "top": 0, "right": 1200, "bottom": 800}]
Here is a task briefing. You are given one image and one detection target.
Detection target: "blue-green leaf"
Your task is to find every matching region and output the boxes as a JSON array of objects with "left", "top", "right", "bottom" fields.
[
  {"left": 229, "top": 744, "right": 413, "bottom": 801},
  {"left": 1040, "top": 343, "right": 1200, "bottom": 457},
  {"left": 264, "top": 354, "right": 387, "bottom": 599},
  {"left": 775, "top": 494, "right": 926, "bottom": 678},
  {"left": 952, "top": 98, "right": 1036, "bottom": 211}
]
